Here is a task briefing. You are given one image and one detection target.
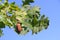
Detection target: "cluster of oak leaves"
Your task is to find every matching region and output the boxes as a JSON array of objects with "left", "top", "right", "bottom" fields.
[{"left": 0, "top": 0, "right": 49, "bottom": 37}]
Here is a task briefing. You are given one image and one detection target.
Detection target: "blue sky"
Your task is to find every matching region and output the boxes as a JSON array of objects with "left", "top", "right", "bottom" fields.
[{"left": 0, "top": 0, "right": 60, "bottom": 40}]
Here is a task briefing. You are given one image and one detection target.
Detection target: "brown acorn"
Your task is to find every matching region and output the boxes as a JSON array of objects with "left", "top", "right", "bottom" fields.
[{"left": 16, "top": 22, "right": 22, "bottom": 33}]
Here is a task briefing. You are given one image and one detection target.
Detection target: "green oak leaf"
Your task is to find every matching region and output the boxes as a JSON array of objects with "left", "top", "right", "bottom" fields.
[
  {"left": 22, "top": 0, "right": 34, "bottom": 5},
  {"left": 0, "top": 22, "right": 5, "bottom": 28},
  {"left": 0, "top": 29, "right": 3, "bottom": 37}
]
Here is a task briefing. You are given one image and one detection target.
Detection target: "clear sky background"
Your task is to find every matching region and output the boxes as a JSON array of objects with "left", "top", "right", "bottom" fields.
[{"left": 0, "top": 0, "right": 60, "bottom": 40}]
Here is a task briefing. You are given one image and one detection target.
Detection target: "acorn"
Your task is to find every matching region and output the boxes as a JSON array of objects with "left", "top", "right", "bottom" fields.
[{"left": 16, "top": 22, "right": 22, "bottom": 34}]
